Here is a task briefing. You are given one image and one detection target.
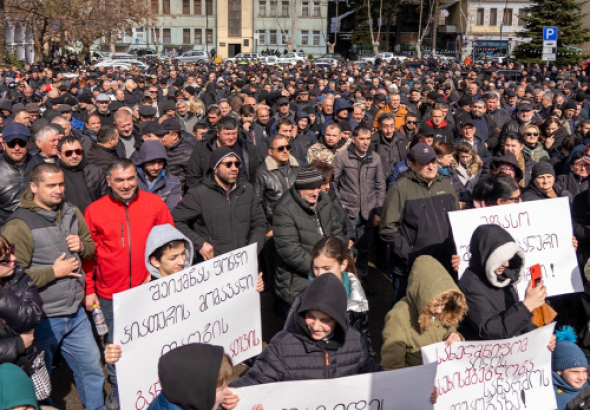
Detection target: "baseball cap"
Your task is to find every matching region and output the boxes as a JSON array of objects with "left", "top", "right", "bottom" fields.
[
  {"left": 277, "top": 97, "right": 289, "bottom": 105},
  {"left": 3, "top": 123, "right": 31, "bottom": 143},
  {"left": 161, "top": 118, "right": 182, "bottom": 131},
  {"left": 518, "top": 102, "right": 533, "bottom": 111},
  {"left": 140, "top": 121, "right": 168, "bottom": 136},
  {"left": 459, "top": 119, "right": 475, "bottom": 127},
  {"left": 409, "top": 143, "right": 437, "bottom": 165}
]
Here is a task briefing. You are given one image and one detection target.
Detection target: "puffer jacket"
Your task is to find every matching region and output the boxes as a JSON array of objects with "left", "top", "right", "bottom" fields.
[
  {"left": 381, "top": 256, "right": 467, "bottom": 370},
  {"left": 333, "top": 144, "right": 385, "bottom": 220},
  {"left": 370, "top": 130, "right": 408, "bottom": 181},
  {"left": 58, "top": 157, "right": 108, "bottom": 203},
  {"left": 273, "top": 186, "right": 346, "bottom": 304},
  {"left": 0, "top": 153, "right": 39, "bottom": 227},
  {"left": 230, "top": 273, "right": 380, "bottom": 387},
  {"left": 458, "top": 224, "right": 537, "bottom": 340},
  {"left": 255, "top": 155, "right": 301, "bottom": 224},
  {"left": 380, "top": 169, "right": 459, "bottom": 276},
  {"left": 0, "top": 265, "right": 43, "bottom": 368},
  {"left": 522, "top": 182, "right": 573, "bottom": 203},
  {"left": 558, "top": 172, "right": 590, "bottom": 198},
  {"left": 523, "top": 141, "right": 550, "bottom": 163},
  {"left": 328, "top": 187, "right": 356, "bottom": 243},
  {"left": 165, "top": 135, "right": 193, "bottom": 189},
  {"left": 172, "top": 173, "right": 266, "bottom": 258}
]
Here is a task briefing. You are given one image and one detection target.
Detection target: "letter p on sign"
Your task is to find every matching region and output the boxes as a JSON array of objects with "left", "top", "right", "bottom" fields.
[{"left": 543, "top": 27, "right": 558, "bottom": 41}]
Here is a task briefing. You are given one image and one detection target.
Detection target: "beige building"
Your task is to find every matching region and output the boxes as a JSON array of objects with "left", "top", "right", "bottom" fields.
[{"left": 216, "top": 0, "right": 254, "bottom": 58}]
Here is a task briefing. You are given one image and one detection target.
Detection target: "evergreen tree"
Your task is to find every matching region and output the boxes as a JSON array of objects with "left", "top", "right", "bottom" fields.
[{"left": 513, "top": 0, "right": 590, "bottom": 65}]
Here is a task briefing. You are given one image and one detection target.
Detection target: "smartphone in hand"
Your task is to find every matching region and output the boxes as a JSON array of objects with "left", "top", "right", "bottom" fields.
[{"left": 531, "top": 264, "right": 542, "bottom": 288}]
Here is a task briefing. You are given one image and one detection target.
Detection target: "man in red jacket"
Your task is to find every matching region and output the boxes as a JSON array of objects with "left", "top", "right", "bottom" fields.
[{"left": 84, "top": 158, "right": 174, "bottom": 410}]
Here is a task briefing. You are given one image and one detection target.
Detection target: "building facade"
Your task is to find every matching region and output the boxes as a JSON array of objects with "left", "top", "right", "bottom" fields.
[
  {"left": 5, "top": 20, "right": 35, "bottom": 64},
  {"left": 216, "top": 0, "right": 254, "bottom": 58}
]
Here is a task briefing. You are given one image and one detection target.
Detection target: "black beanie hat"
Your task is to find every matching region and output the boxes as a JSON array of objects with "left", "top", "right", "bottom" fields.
[
  {"left": 209, "top": 146, "right": 241, "bottom": 171},
  {"left": 295, "top": 164, "right": 324, "bottom": 190},
  {"left": 458, "top": 95, "right": 473, "bottom": 107},
  {"left": 531, "top": 161, "right": 555, "bottom": 180},
  {"left": 158, "top": 344, "right": 224, "bottom": 410}
]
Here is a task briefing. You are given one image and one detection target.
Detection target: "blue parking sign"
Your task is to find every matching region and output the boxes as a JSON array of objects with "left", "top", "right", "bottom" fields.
[{"left": 543, "top": 27, "right": 558, "bottom": 41}]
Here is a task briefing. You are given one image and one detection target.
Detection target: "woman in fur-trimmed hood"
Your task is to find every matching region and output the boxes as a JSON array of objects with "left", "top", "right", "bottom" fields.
[
  {"left": 459, "top": 224, "right": 538, "bottom": 341},
  {"left": 380, "top": 255, "right": 468, "bottom": 370}
]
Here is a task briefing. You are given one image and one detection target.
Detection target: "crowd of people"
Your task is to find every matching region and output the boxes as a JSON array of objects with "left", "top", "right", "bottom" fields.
[{"left": 2, "top": 53, "right": 590, "bottom": 410}]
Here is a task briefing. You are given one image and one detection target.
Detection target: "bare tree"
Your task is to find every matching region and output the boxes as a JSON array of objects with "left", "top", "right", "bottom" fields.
[
  {"left": 416, "top": 0, "right": 434, "bottom": 58},
  {"left": 366, "top": 0, "right": 383, "bottom": 54},
  {"left": 431, "top": 0, "right": 441, "bottom": 56},
  {"left": 275, "top": 0, "right": 297, "bottom": 52}
]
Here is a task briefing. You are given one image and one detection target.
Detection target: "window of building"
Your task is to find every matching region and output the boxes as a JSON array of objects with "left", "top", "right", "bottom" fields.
[
  {"left": 489, "top": 8, "right": 497, "bottom": 26},
  {"left": 151, "top": 0, "right": 159, "bottom": 14},
  {"left": 518, "top": 9, "right": 527, "bottom": 26},
  {"left": 476, "top": 8, "right": 484, "bottom": 26},
  {"left": 162, "top": 0, "right": 170, "bottom": 14},
  {"left": 503, "top": 8, "right": 512, "bottom": 26},
  {"left": 258, "top": 31, "right": 266, "bottom": 45},
  {"left": 163, "top": 28, "right": 171, "bottom": 43},
  {"left": 269, "top": 0, "right": 277, "bottom": 16},
  {"left": 194, "top": 0, "right": 202, "bottom": 14},
  {"left": 302, "top": 1, "right": 309, "bottom": 16},
  {"left": 301, "top": 30, "right": 309, "bottom": 45},
  {"left": 183, "top": 29, "right": 191, "bottom": 43},
  {"left": 259, "top": 0, "right": 266, "bottom": 16},
  {"left": 206, "top": 29, "right": 213, "bottom": 44},
  {"left": 154, "top": 28, "right": 160, "bottom": 43},
  {"left": 313, "top": 1, "right": 320, "bottom": 16},
  {"left": 313, "top": 30, "right": 320, "bottom": 45},
  {"left": 206, "top": 0, "right": 213, "bottom": 15},
  {"left": 195, "top": 29, "right": 202, "bottom": 44},
  {"left": 228, "top": 0, "right": 242, "bottom": 37},
  {"left": 269, "top": 30, "right": 277, "bottom": 44},
  {"left": 183, "top": 0, "right": 191, "bottom": 14},
  {"left": 281, "top": 1, "right": 289, "bottom": 16},
  {"left": 277, "top": 30, "right": 284, "bottom": 45}
]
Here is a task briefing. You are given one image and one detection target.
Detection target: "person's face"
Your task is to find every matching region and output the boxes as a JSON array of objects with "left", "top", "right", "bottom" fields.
[
  {"left": 458, "top": 152, "right": 473, "bottom": 167},
  {"left": 352, "top": 107, "right": 364, "bottom": 122},
  {"left": 150, "top": 242, "right": 186, "bottom": 277},
  {"left": 30, "top": 171, "right": 65, "bottom": 209},
  {"left": 217, "top": 127, "right": 238, "bottom": 147},
  {"left": 534, "top": 94, "right": 543, "bottom": 103},
  {"left": 257, "top": 109, "right": 270, "bottom": 125},
  {"left": 59, "top": 141, "right": 84, "bottom": 167},
  {"left": 410, "top": 158, "right": 438, "bottom": 182},
  {"left": 518, "top": 109, "right": 534, "bottom": 123},
  {"left": 3, "top": 138, "right": 29, "bottom": 163},
  {"left": 312, "top": 252, "right": 346, "bottom": 280},
  {"left": 194, "top": 128, "right": 207, "bottom": 141},
  {"left": 143, "top": 158, "right": 165, "bottom": 179},
  {"left": 497, "top": 188, "right": 522, "bottom": 205},
  {"left": 96, "top": 100, "right": 110, "bottom": 113},
  {"left": 353, "top": 131, "right": 371, "bottom": 155},
  {"left": 471, "top": 103, "right": 486, "bottom": 118},
  {"left": 545, "top": 123, "right": 559, "bottom": 136},
  {"left": 215, "top": 156, "right": 241, "bottom": 185},
  {"left": 516, "top": 88, "right": 525, "bottom": 98},
  {"left": 37, "top": 132, "right": 60, "bottom": 157},
  {"left": 298, "top": 187, "right": 321, "bottom": 208},
  {"left": 322, "top": 98, "right": 334, "bottom": 115},
  {"left": 269, "top": 137, "right": 291, "bottom": 164},
  {"left": 389, "top": 95, "right": 400, "bottom": 111},
  {"left": 504, "top": 139, "right": 523, "bottom": 157},
  {"left": 116, "top": 118, "right": 134, "bottom": 138},
  {"left": 495, "top": 260, "right": 510, "bottom": 275},
  {"left": 379, "top": 118, "right": 395, "bottom": 138},
  {"left": 564, "top": 108, "right": 576, "bottom": 119},
  {"left": 297, "top": 118, "right": 308, "bottom": 130},
  {"left": 0, "top": 245, "right": 16, "bottom": 278},
  {"left": 107, "top": 166, "right": 138, "bottom": 200},
  {"left": 219, "top": 102, "right": 231, "bottom": 116},
  {"left": 278, "top": 103, "right": 290, "bottom": 115},
  {"left": 534, "top": 174, "right": 555, "bottom": 193},
  {"left": 438, "top": 153, "right": 454, "bottom": 168},
  {"left": 208, "top": 112, "right": 221, "bottom": 125},
  {"left": 468, "top": 84, "right": 477, "bottom": 96},
  {"left": 508, "top": 96, "right": 518, "bottom": 106},
  {"left": 431, "top": 110, "right": 444, "bottom": 126},
  {"left": 523, "top": 128, "right": 539, "bottom": 145},
  {"left": 324, "top": 128, "right": 341, "bottom": 147},
  {"left": 177, "top": 102, "right": 188, "bottom": 115},
  {"left": 276, "top": 124, "right": 293, "bottom": 139},
  {"left": 299, "top": 91, "right": 309, "bottom": 102},
  {"left": 558, "top": 367, "right": 589, "bottom": 390},
  {"left": 571, "top": 158, "right": 590, "bottom": 178},
  {"left": 304, "top": 309, "right": 336, "bottom": 340}
]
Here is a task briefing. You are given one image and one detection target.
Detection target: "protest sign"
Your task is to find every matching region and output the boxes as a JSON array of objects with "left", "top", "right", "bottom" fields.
[
  {"left": 449, "top": 197, "right": 582, "bottom": 299},
  {"left": 113, "top": 244, "right": 262, "bottom": 410},
  {"left": 422, "top": 324, "right": 556, "bottom": 410},
  {"left": 234, "top": 362, "right": 438, "bottom": 410}
]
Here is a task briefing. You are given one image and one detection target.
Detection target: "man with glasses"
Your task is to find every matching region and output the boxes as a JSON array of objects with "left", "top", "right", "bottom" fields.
[
  {"left": 0, "top": 123, "right": 39, "bottom": 226},
  {"left": 173, "top": 147, "right": 266, "bottom": 262},
  {"left": 57, "top": 136, "right": 107, "bottom": 213},
  {"left": 94, "top": 93, "right": 114, "bottom": 126}
]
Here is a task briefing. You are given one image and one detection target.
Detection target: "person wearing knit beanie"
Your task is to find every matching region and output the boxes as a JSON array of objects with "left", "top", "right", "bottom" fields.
[
  {"left": 0, "top": 363, "right": 39, "bottom": 410},
  {"left": 294, "top": 164, "right": 324, "bottom": 209},
  {"left": 552, "top": 326, "right": 590, "bottom": 410}
]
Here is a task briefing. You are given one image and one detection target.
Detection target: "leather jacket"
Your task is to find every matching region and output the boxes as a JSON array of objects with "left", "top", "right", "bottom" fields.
[
  {"left": 0, "top": 153, "right": 39, "bottom": 227},
  {"left": 255, "top": 155, "right": 301, "bottom": 224}
]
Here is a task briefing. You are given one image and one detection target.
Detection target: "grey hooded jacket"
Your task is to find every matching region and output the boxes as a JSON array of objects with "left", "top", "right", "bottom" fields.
[{"left": 144, "top": 224, "right": 195, "bottom": 279}]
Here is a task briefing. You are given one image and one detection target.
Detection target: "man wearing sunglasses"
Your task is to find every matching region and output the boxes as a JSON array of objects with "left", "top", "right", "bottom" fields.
[
  {"left": 173, "top": 147, "right": 266, "bottom": 262},
  {"left": 0, "top": 123, "right": 40, "bottom": 226},
  {"left": 57, "top": 136, "right": 107, "bottom": 214}
]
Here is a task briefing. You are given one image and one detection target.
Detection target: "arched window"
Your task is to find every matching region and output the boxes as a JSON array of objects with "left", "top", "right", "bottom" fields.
[{"left": 228, "top": 0, "right": 242, "bottom": 37}]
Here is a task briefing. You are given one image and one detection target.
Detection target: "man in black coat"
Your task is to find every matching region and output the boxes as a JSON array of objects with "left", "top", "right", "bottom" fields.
[
  {"left": 186, "top": 116, "right": 260, "bottom": 189},
  {"left": 86, "top": 126, "right": 125, "bottom": 172},
  {"left": 57, "top": 136, "right": 108, "bottom": 213},
  {"left": 172, "top": 147, "right": 266, "bottom": 262},
  {"left": 371, "top": 112, "right": 409, "bottom": 181},
  {"left": 160, "top": 118, "right": 193, "bottom": 190}
]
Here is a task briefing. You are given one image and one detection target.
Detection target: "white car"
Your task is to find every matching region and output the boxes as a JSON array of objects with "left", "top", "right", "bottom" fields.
[
  {"left": 113, "top": 59, "right": 150, "bottom": 71},
  {"left": 222, "top": 53, "right": 260, "bottom": 64},
  {"left": 313, "top": 58, "right": 339, "bottom": 68},
  {"left": 258, "top": 56, "right": 278, "bottom": 65},
  {"left": 277, "top": 52, "right": 307, "bottom": 65},
  {"left": 361, "top": 52, "right": 406, "bottom": 64},
  {"left": 93, "top": 61, "right": 132, "bottom": 71}
]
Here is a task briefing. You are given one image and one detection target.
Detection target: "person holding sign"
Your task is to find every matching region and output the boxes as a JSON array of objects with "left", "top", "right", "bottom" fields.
[
  {"left": 552, "top": 326, "right": 590, "bottom": 410},
  {"left": 381, "top": 255, "right": 467, "bottom": 370},
  {"left": 458, "top": 224, "right": 543, "bottom": 340},
  {"left": 225, "top": 273, "right": 380, "bottom": 401}
]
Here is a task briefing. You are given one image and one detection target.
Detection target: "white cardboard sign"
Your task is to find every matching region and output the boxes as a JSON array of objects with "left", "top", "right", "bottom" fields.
[
  {"left": 113, "top": 244, "right": 262, "bottom": 410},
  {"left": 449, "top": 197, "right": 582, "bottom": 299},
  {"left": 422, "top": 324, "right": 557, "bottom": 410}
]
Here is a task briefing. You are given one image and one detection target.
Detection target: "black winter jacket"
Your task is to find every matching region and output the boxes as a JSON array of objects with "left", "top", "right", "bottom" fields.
[
  {"left": 254, "top": 156, "right": 301, "bottom": 224},
  {"left": 458, "top": 225, "right": 536, "bottom": 340},
  {"left": 0, "top": 153, "right": 39, "bottom": 227},
  {"left": 455, "top": 111, "right": 500, "bottom": 150},
  {"left": 0, "top": 265, "right": 43, "bottom": 369},
  {"left": 521, "top": 182, "right": 573, "bottom": 203},
  {"left": 370, "top": 131, "right": 408, "bottom": 181},
  {"left": 572, "top": 189, "right": 590, "bottom": 265},
  {"left": 230, "top": 273, "right": 380, "bottom": 387},
  {"left": 558, "top": 172, "right": 590, "bottom": 198},
  {"left": 273, "top": 187, "right": 346, "bottom": 304},
  {"left": 86, "top": 142, "right": 123, "bottom": 172},
  {"left": 59, "top": 158, "right": 108, "bottom": 203},
  {"left": 172, "top": 173, "right": 266, "bottom": 258},
  {"left": 185, "top": 136, "right": 261, "bottom": 189},
  {"left": 165, "top": 135, "right": 193, "bottom": 189}
]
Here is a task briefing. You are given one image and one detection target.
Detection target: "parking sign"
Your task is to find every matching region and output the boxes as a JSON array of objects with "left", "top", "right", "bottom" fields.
[{"left": 543, "top": 27, "right": 558, "bottom": 41}]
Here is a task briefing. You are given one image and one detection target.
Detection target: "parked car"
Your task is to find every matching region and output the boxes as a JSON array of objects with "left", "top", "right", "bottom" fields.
[
  {"left": 259, "top": 56, "right": 278, "bottom": 65},
  {"left": 113, "top": 59, "right": 150, "bottom": 71},
  {"left": 361, "top": 52, "right": 407, "bottom": 64},
  {"left": 173, "top": 50, "right": 211, "bottom": 64},
  {"left": 222, "top": 53, "right": 260, "bottom": 64},
  {"left": 93, "top": 61, "right": 132, "bottom": 71},
  {"left": 318, "top": 53, "right": 343, "bottom": 61},
  {"left": 277, "top": 52, "right": 307, "bottom": 64},
  {"left": 110, "top": 53, "right": 135, "bottom": 60},
  {"left": 313, "top": 58, "right": 340, "bottom": 68},
  {"left": 348, "top": 60, "right": 369, "bottom": 69}
]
